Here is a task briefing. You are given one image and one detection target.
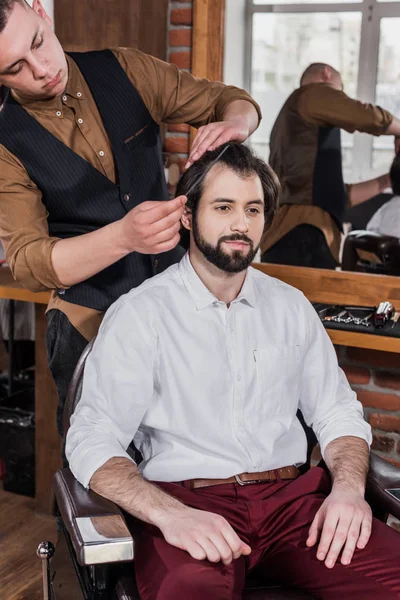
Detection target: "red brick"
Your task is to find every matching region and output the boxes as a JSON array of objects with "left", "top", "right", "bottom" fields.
[
  {"left": 374, "top": 371, "right": 400, "bottom": 391},
  {"left": 369, "top": 413, "right": 400, "bottom": 434},
  {"left": 342, "top": 365, "right": 370, "bottom": 385},
  {"left": 169, "top": 51, "right": 191, "bottom": 69},
  {"left": 169, "top": 28, "right": 192, "bottom": 47},
  {"left": 168, "top": 123, "right": 190, "bottom": 133},
  {"left": 170, "top": 8, "right": 193, "bottom": 26},
  {"left": 165, "top": 136, "right": 190, "bottom": 154},
  {"left": 372, "top": 434, "right": 395, "bottom": 453},
  {"left": 356, "top": 390, "right": 400, "bottom": 411},
  {"left": 346, "top": 348, "right": 400, "bottom": 371}
]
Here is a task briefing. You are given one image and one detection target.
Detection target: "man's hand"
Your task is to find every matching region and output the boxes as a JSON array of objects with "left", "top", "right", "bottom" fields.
[
  {"left": 306, "top": 487, "right": 372, "bottom": 569},
  {"left": 119, "top": 195, "right": 187, "bottom": 254},
  {"left": 185, "top": 117, "right": 250, "bottom": 169},
  {"left": 156, "top": 505, "right": 251, "bottom": 565}
]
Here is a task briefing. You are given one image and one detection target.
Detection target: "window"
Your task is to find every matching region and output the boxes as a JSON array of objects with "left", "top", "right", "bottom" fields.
[{"left": 242, "top": 0, "right": 400, "bottom": 182}]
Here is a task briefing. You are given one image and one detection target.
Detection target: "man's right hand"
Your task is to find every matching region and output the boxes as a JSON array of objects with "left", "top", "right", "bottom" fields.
[
  {"left": 155, "top": 505, "right": 251, "bottom": 565},
  {"left": 119, "top": 195, "right": 187, "bottom": 255}
]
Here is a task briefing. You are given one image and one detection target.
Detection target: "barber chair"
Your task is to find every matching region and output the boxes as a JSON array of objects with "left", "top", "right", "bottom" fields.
[
  {"left": 38, "top": 340, "right": 400, "bottom": 600},
  {"left": 342, "top": 230, "right": 400, "bottom": 275}
]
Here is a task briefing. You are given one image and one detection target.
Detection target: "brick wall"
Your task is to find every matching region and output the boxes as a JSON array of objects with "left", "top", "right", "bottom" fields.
[
  {"left": 338, "top": 347, "right": 400, "bottom": 467},
  {"left": 166, "top": 1, "right": 193, "bottom": 169}
]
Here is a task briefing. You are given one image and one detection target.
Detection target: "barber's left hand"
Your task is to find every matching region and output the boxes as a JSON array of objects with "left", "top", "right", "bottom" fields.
[
  {"left": 306, "top": 487, "right": 372, "bottom": 568},
  {"left": 185, "top": 117, "right": 250, "bottom": 169}
]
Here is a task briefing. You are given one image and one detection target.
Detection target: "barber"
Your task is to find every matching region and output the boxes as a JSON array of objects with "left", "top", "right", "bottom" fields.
[
  {"left": 261, "top": 62, "right": 400, "bottom": 269},
  {"left": 0, "top": 0, "right": 261, "bottom": 433}
]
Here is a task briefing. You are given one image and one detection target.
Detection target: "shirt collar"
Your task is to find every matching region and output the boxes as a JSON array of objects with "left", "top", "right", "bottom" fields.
[
  {"left": 11, "top": 54, "right": 85, "bottom": 112},
  {"left": 179, "top": 252, "right": 256, "bottom": 311}
]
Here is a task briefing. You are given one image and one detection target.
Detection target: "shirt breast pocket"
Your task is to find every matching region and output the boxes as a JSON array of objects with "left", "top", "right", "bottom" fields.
[{"left": 254, "top": 345, "right": 301, "bottom": 415}]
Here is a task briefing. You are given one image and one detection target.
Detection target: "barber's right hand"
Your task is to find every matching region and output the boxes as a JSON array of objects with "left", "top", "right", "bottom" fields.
[
  {"left": 156, "top": 506, "right": 251, "bottom": 565},
  {"left": 119, "top": 195, "right": 187, "bottom": 254}
]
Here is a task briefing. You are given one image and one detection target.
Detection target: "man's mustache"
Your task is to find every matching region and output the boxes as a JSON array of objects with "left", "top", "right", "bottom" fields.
[{"left": 218, "top": 234, "right": 253, "bottom": 246}]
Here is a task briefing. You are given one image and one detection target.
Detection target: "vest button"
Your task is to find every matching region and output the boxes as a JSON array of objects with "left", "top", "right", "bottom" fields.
[{"left": 123, "top": 194, "right": 131, "bottom": 202}]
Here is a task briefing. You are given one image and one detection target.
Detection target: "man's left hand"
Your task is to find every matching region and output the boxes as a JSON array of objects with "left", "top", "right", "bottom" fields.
[
  {"left": 185, "top": 117, "right": 250, "bottom": 169},
  {"left": 306, "top": 487, "right": 372, "bottom": 568}
]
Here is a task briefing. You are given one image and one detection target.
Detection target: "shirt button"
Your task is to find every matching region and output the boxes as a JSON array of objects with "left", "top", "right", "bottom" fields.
[
  {"left": 237, "top": 374, "right": 241, "bottom": 382},
  {"left": 77, "top": 92, "right": 82, "bottom": 98},
  {"left": 56, "top": 111, "right": 62, "bottom": 117},
  {"left": 99, "top": 150, "right": 105, "bottom": 157},
  {"left": 123, "top": 193, "right": 130, "bottom": 202},
  {"left": 62, "top": 95, "right": 67, "bottom": 102},
  {"left": 77, "top": 118, "right": 83, "bottom": 124}
]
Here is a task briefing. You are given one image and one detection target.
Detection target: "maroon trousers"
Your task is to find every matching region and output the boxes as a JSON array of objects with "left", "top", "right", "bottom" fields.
[{"left": 133, "top": 467, "right": 400, "bottom": 599}]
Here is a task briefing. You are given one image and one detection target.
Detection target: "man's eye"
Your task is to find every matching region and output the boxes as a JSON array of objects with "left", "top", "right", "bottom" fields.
[
  {"left": 8, "top": 64, "right": 23, "bottom": 75},
  {"left": 35, "top": 38, "right": 44, "bottom": 49},
  {"left": 248, "top": 208, "right": 261, "bottom": 214},
  {"left": 216, "top": 205, "right": 230, "bottom": 212}
]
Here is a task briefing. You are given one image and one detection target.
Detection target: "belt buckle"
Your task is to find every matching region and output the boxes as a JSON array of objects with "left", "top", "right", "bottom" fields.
[{"left": 234, "top": 474, "right": 262, "bottom": 486}]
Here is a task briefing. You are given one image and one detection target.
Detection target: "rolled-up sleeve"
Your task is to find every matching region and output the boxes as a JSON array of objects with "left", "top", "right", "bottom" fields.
[
  {"left": 299, "top": 84, "right": 393, "bottom": 136},
  {"left": 298, "top": 298, "right": 372, "bottom": 457},
  {"left": 66, "top": 298, "right": 156, "bottom": 489},
  {"left": 0, "top": 145, "right": 64, "bottom": 292},
  {"left": 113, "top": 47, "right": 261, "bottom": 128}
]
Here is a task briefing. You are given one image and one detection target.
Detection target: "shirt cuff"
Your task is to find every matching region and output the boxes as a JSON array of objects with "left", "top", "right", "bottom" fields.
[
  {"left": 68, "top": 442, "right": 136, "bottom": 489},
  {"left": 319, "top": 427, "right": 372, "bottom": 460}
]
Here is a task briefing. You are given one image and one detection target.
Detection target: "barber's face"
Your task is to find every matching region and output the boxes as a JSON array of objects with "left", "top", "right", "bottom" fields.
[
  {"left": 0, "top": 1, "right": 68, "bottom": 100},
  {"left": 184, "top": 165, "right": 265, "bottom": 273}
]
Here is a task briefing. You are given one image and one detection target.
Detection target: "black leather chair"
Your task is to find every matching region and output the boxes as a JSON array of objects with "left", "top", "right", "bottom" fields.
[
  {"left": 37, "top": 340, "right": 400, "bottom": 600},
  {"left": 342, "top": 230, "right": 400, "bottom": 275}
]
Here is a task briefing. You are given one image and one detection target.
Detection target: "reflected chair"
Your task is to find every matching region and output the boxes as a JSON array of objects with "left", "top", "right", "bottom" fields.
[
  {"left": 38, "top": 340, "right": 400, "bottom": 600},
  {"left": 342, "top": 230, "right": 400, "bottom": 275}
]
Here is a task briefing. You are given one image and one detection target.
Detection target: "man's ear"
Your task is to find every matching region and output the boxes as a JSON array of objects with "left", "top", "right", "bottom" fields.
[
  {"left": 181, "top": 207, "right": 193, "bottom": 232},
  {"left": 32, "top": 0, "right": 53, "bottom": 27}
]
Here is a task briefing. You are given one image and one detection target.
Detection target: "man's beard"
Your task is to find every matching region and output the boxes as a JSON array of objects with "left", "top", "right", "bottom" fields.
[{"left": 193, "top": 216, "right": 259, "bottom": 273}]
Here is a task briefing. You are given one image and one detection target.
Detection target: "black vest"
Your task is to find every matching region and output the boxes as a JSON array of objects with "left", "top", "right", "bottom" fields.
[
  {"left": 0, "top": 49, "right": 184, "bottom": 310},
  {"left": 313, "top": 126, "right": 346, "bottom": 231}
]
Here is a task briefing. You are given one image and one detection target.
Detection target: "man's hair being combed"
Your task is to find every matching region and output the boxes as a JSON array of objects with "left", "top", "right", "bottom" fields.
[{"left": 176, "top": 142, "right": 280, "bottom": 239}]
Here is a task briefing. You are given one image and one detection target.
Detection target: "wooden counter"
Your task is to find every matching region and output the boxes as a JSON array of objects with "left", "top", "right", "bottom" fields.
[{"left": 253, "top": 263, "right": 400, "bottom": 353}]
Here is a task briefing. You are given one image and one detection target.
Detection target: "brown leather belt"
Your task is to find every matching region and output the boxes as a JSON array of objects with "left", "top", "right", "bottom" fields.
[{"left": 184, "top": 465, "right": 300, "bottom": 490}]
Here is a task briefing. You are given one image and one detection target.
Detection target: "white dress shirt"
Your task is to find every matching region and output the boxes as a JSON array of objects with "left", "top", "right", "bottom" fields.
[
  {"left": 367, "top": 195, "right": 400, "bottom": 239},
  {"left": 66, "top": 252, "right": 372, "bottom": 488}
]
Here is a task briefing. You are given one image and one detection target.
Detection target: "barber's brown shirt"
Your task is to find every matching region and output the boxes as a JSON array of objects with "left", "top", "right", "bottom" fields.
[
  {"left": 0, "top": 48, "right": 261, "bottom": 340},
  {"left": 261, "top": 83, "right": 393, "bottom": 261}
]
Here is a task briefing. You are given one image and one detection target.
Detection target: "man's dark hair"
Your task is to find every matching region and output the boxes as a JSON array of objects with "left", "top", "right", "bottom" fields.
[
  {"left": 176, "top": 142, "right": 280, "bottom": 246},
  {"left": 0, "top": 0, "right": 26, "bottom": 33},
  {"left": 390, "top": 153, "right": 400, "bottom": 196}
]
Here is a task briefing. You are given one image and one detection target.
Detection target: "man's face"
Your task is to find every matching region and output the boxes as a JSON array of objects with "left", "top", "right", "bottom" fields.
[
  {"left": 189, "top": 165, "right": 265, "bottom": 273},
  {"left": 0, "top": 1, "right": 68, "bottom": 100}
]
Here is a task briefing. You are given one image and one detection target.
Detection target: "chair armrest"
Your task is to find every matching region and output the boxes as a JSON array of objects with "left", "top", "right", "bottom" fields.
[
  {"left": 366, "top": 453, "right": 400, "bottom": 520},
  {"left": 53, "top": 468, "right": 134, "bottom": 566}
]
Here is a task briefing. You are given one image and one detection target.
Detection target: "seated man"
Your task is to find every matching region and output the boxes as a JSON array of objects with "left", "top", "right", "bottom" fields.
[
  {"left": 66, "top": 142, "right": 400, "bottom": 600},
  {"left": 367, "top": 153, "right": 400, "bottom": 239}
]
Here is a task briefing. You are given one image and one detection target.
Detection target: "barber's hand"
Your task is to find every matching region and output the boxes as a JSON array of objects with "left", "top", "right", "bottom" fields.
[
  {"left": 120, "top": 196, "right": 186, "bottom": 254},
  {"left": 306, "top": 487, "right": 372, "bottom": 568},
  {"left": 395, "top": 136, "right": 400, "bottom": 155},
  {"left": 185, "top": 117, "right": 250, "bottom": 169},
  {"left": 157, "top": 505, "right": 251, "bottom": 565}
]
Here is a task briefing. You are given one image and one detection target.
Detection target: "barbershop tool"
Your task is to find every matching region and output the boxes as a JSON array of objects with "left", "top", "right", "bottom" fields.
[
  {"left": 373, "top": 301, "right": 394, "bottom": 328},
  {"left": 185, "top": 145, "right": 229, "bottom": 197},
  {"left": 391, "top": 312, "right": 400, "bottom": 329}
]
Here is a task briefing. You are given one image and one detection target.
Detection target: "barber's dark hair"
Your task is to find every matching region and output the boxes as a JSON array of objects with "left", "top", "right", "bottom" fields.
[
  {"left": 176, "top": 142, "right": 280, "bottom": 246},
  {"left": 390, "top": 153, "right": 400, "bottom": 196},
  {"left": 0, "top": 0, "right": 26, "bottom": 33}
]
